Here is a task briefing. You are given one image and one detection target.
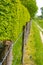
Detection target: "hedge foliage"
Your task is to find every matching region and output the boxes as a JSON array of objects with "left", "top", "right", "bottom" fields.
[
  {"left": 0, "top": 0, "right": 30, "bottom": 41},
  {"left": 20, "top": 0, "right": 38, "bottom": 18}
]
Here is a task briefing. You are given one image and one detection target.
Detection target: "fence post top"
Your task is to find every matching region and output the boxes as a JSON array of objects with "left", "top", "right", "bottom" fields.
[{"left": 3, "top": 40, "right": 12, "bottom": 46}]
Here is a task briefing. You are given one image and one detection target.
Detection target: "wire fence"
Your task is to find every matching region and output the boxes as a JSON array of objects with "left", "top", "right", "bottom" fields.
[
  {"left": 0, "top": 20, "right": 31, "bottom": 65},
  {"left": 0, "top": 32, "right": 23, "bottom": 65},
  {"left": 0, "top": 44, "right": 12, "bottom": 65},
  {"left": 12, "top": 32, "right": 23, "bottom": 65}
]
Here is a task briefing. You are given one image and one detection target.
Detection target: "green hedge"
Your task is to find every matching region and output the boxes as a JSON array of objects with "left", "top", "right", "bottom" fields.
[
  {"left": 20, "top": 0, "right": 38, "bottom": 18},
  {"left": 0, "top": 0, "right": 30, "bottom": 41}
]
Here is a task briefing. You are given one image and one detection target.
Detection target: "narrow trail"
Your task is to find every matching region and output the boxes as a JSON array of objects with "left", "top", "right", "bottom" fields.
[
  {"left": 34, "top": 22, "right": 43, "bottom": 31},
  {"left": 34, "top": 22, "right": 43, "bottom": 43}
]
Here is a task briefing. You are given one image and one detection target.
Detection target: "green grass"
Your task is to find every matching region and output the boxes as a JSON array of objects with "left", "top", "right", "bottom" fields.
[
  {"left": 12, "top": 20, "right": 43, "bottom": 65},
  {"left": 35, "top": 19, "right": 43, "bottom": 28},
  {"left": 12, "top": 34, "right": 22, "bottom": 65},
  {"left": 32, "top": 22, "right": 43, "bottom": 65},
  {"left": 24, "top": 21, "right": 43, "bottom": 65}
]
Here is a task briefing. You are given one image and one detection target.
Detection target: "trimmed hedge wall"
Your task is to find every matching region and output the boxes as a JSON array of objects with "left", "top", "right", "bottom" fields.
[
  {"left": 0, "top": 0, "right": 30, "bottom": 41},
  {"left": 20, "top": 0, "right": 38, "bottom": 18}
]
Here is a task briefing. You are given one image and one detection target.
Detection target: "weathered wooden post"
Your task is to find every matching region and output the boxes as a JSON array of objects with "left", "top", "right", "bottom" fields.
[
  {"left": 0, "top": 41, "right": 6, "bottom": 64},
  {"left": 22, "top": 21, "right": 32, "bottom": 65},
  {"left": 6, "top": 41, "right": 13, "bottom": 65},
  {"left": 26, "top": 22, "right": 28, "bottom": 42},
  {"left": 0, "top": 40, "right": 12, "bottom": 65},
  {"left": 22, "top": 26, "right": 25, "bottom": 65},
  {"left": 2, "top": 40, "right": 12, "bottom": 65},
  {"left": 22, "top": 24, "right": 27, "bottom": 65}
]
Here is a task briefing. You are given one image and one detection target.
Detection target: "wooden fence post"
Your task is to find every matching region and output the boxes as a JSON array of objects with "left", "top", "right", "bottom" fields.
[
  {"left": 26, "top": 22, "right": 28, "bottom": 43},
  {"left": 22, "top": 26, "right": 25, "bottom": 65},
  {"left": 22, "top": 21, "right": 32, "bottom": 65},
  {"left": 6, "top": 44, "right": 12, "bottom": 65},
  {"left": 1, "top": 40, "right": 12, "bottom": 65}
]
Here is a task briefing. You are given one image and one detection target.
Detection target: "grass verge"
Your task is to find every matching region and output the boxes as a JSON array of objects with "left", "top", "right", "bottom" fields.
[{"left": 24, "top": 21, "right": 43, "bottom": 65}]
